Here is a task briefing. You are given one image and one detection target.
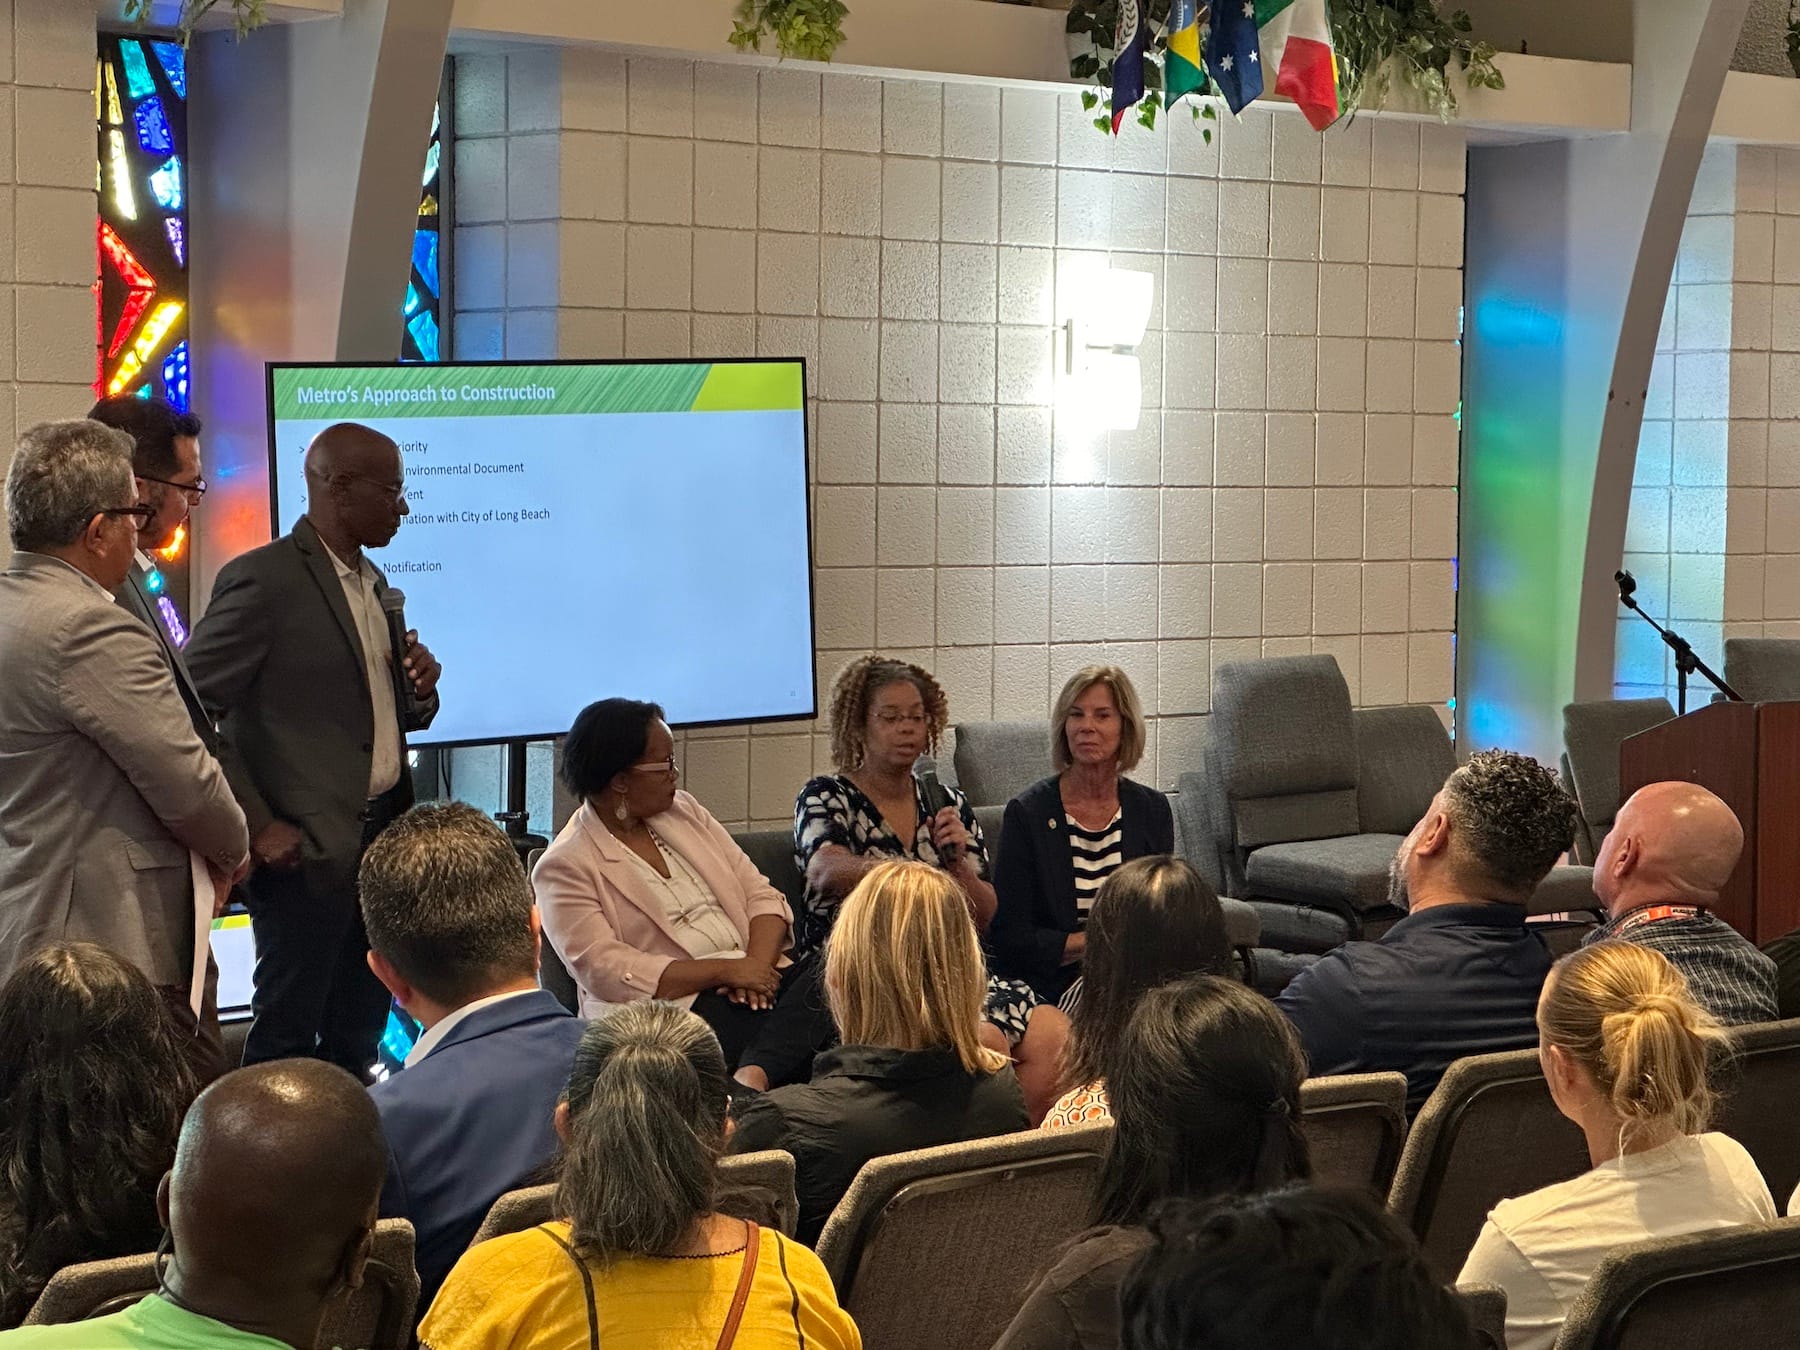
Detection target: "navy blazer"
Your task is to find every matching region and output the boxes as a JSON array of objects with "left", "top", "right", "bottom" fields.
[
  {"left": 989, "top": 775, "right": 1174, "bottom": 1001},
  {"left": 370, "top": 989, "right": 586, "bottom": 1308}
]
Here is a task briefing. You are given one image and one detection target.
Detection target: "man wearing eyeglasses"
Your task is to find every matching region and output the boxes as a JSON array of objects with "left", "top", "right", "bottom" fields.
[
  {"left": 87, "top": 396, "right": 213, "bottom": 749},
  {"left": 188, "top": 422, "right": 442, "bottom": 1082},
  {"left": 0, "top": 420, "right": 249, "bottom": 1081}
]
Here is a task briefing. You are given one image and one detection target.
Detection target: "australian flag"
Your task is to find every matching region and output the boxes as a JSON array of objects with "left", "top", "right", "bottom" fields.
[
  {"left": 1205, "top": 0, "right": 1265, "bottom": 116},
  {"left": 1110, "top": 0, "right": 1147, "bottom": 134}
]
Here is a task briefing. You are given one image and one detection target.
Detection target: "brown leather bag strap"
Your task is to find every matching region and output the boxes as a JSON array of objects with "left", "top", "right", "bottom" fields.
[{"left": 713, "top": 1221, "right": 761, "bottom": 1350}]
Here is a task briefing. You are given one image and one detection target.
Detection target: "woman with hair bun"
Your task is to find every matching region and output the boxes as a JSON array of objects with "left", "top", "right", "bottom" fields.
[{"left": 1458, "top": 940, "right": 1775, "bottom": 1350}]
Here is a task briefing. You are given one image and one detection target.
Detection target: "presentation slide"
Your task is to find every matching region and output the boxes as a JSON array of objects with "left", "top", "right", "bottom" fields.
[{"left": 266, "top": 361, "right": 816, "bottom": 745}]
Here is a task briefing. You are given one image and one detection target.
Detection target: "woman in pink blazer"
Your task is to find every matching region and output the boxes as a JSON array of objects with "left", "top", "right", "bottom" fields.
[{"left": 534, "top": 699, "right": 835, "bottom": 1091}]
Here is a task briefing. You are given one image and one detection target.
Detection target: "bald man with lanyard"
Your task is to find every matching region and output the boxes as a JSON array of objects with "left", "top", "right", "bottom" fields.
[{"left": 187, "top": 424, "right": 442, "bottom": 1079}]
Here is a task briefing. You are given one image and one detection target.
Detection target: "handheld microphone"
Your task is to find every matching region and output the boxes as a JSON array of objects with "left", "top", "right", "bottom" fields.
[
  {"left": 380, "top": 588, "right": 424, "bottom": 721},
  {"left": 915, "top": 757, "right": 959, "bottom": 863}
]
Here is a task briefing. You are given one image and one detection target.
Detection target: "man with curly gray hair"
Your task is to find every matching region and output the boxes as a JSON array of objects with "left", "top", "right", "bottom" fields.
[{"left": 1276, "top": 750, "right": 1578, "bottom": 1113}]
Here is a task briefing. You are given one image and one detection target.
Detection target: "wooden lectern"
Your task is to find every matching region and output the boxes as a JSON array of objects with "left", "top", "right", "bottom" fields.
[{"left": 1618, "top": 701, "right": 1800, "bottom": 942}]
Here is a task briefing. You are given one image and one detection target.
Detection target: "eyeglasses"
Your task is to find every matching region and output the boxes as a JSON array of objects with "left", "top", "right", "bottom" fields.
[
  {"left": 872, "top": 711, "right": 928, "bottom": 726},
  {"left": 137, "top": 473, "right": 207, "bottom": 502},
  {"left": 631, "top": 756, "right": 679, "bottom": 777},
  {"left": 100, "top": 504, "right": 156, "bottom": 525},
  {"left": 338, "top": 474, "right": 407, "bottom": 502}
]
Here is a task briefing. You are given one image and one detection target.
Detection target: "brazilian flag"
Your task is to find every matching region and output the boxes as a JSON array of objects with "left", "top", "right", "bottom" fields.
[{"left": 1164, "top": 0, "right": 1204, "bottom": 108}]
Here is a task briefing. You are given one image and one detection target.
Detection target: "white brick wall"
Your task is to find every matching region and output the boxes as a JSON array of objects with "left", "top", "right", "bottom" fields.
[
  {"left": 0, "top": 0, "right": 105, "bottom": 533},
  {"left": 454, "top": 50, "right": 1466, "bottom": 829}
]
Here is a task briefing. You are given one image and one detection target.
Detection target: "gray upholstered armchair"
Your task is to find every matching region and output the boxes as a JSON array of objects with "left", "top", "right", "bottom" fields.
[
  {"left": 1724, "top": 637, "right": 1800, "bottom": 703},
  {"left": 1560, "top": 697, "right": 1675, "bottom": 864}
]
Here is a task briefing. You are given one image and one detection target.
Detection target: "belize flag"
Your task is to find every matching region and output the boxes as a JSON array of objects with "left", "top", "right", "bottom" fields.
[{"left": 1110, "top": 0, "right": 1147, "bottom": 134}]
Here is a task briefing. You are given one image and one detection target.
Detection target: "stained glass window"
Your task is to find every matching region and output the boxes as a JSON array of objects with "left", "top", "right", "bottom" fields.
[
  {"left": 96, "top": 35, "right": 188, "bottom": 412},
  {"left": 401, "top": 100, "right": 443, "bottom": 362}
]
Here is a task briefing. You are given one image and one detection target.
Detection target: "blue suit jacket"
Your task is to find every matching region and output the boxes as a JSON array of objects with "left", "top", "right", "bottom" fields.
[{"left": 370, "top": 989, "right": 586, "bottom": 1307}]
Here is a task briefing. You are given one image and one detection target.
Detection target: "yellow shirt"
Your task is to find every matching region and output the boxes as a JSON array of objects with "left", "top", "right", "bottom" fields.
[{"left": 419, "top": 1221, "right": 862, "bottom": 1350}]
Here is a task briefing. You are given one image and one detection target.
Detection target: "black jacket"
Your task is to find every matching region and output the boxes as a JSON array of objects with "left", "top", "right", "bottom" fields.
[
  {"left": 728, "top": 1044, "right": 1028, "bottom": 1244},
  {"left": 989, "top": 775, "right": 1175, "bottom": 1001}
]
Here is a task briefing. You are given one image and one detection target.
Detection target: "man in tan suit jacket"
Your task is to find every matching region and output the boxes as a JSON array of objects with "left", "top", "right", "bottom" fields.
[{"left": 0, "top": 421, "right": 248, "bottom": 1082}]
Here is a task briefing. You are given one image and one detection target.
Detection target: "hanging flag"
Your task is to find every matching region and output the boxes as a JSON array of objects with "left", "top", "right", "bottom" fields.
[
  {"left": 1164, "top": 0, "right": 1204, "bottom": 108},
  {"left": 1204, "top": 0, "right": 1264, "bottom": 117},
  {"left": 1258, "top": 0, "right": 1340, "bottom": 130},
  {"left": 1110, "top": 0, "right": 1148, "bottom": 134}
]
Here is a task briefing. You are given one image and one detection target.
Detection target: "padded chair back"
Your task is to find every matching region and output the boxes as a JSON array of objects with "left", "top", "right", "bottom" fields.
[
  {"left": 1173, "top": 766, "right": 1230, "bottom": 892},
  {"left": 1458, "top": 1283, "right": 1508, "bottom": 1350},
  {"left": 1561, "top": 698, "right": 1675, "bottom": 860},
  {"left": 1554, "top": 1217, "right": 1800, "bottom": 1350},
  {"left": 815, "top": 1124, "right": 1112, "bottom": 1350},
  {"left": 1724, "top": 637, "right": 1800, "bottom": 704},
  {"left": 732, "top": 828, "right": 807, "bottom": 911},
  {"left": 1352, "top": 705, "right": 1455, "bottom": 836},
  {"left": 1388, "top": 1049, "right": 1590, "bottom": 1283},
  {"left": 527, "top": 846, "right": 579, "bottom": 1013},
  {"left": 1713, "top": 1017, "right": 1800, "bottom": 1204},
  {"left": 1299, "top": 1072, "right": 1409, "bottom": 1196},
  {"left": 973, "top": 803, "right": 1006, "bottom": 872},
  {"left": 1211, "top": 656, "right": 1360, "bottom": 849},
  {"left": 469, "top": 1152, "right": 800, "bottom": 1249},
  {"left": 24, "top": 1221, "right": 420, "bottom": 1350},
  {"left": 951, "top": 721, "right": 1053, "bottom": 807}
]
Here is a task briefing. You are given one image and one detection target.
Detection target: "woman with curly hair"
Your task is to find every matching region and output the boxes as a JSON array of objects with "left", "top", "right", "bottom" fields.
[
  {"left": 794, "top": 655, "right": 1069, "bottom": 1119},
  {"left": 0, "top": 943, "right": 196, "bottom": 1326}
]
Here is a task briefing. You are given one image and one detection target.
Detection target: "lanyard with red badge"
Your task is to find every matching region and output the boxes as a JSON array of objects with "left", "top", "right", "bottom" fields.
[{"left": 1615, "top": 904, "right": 1704, "bottom": 933}]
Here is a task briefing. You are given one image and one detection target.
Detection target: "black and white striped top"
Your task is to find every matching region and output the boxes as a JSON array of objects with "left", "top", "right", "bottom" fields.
[{"left": 1070, "top": 809, "right": 1124, "bottom": 921}]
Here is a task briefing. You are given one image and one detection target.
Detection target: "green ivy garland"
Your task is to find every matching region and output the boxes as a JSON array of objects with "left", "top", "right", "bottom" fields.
[
  {"left": 1067, "top": 0, "right": 1503, "bottom": 131},
  {"left": 729, "top": 0, "right": 851, "bottom": 62},
  {"left": 123, "top": 0, "right": 267, "bottom": 39},
  {"left": 1788, "top": 1, "right": 1800, "bottom": 79}
]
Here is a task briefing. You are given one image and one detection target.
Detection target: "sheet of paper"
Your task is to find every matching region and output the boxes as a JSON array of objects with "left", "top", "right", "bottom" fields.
[{"left": 188, "top": 851, "right": 211, "bottom": 1018}]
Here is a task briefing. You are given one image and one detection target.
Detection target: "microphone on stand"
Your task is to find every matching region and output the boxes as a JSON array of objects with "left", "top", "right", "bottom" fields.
[
  {"left": 380, "top": 588, "right": 425, "bottom": 722},
  {"left": 915, "top": 756, "right": 959, "bottom": 864}
]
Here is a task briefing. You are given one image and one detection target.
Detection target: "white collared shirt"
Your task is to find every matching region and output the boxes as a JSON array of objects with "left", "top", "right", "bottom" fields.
[
  {"left": 403, "top": 988, "right": 541, "bottom": 1068},
  {"left": 316, "top": 537, "right": 402, "bottom": 797}
]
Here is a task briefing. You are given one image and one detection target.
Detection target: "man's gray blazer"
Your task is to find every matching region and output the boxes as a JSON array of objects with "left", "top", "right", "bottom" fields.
[
  {"left": 118, "top": 556, "right": 216, "bottom": 752},
  {"left": 186, "top": 518, "right": 438, "bottom": 900},
  {"left": 0, "top": 552, "right": 248, "bottom": 987}
]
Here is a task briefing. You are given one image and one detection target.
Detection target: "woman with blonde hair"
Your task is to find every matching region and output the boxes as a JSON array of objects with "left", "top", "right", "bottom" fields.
[
  {"left": 795, "top": 655, "right": 1067, "bottom": 1118},
  {"left": 1458, "top": 940, "right": 1775, "bottom": 1350},
  {"left": 729, "top": 861, "right": 1029, "bottom": 1243},
  {"left": 992, "top": 665, "right": 1173, "bottom": 1007}
]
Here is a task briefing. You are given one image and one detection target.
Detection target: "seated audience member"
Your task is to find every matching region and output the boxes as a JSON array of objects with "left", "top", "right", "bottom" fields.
[
  {"left": 995, "top": 975, "right": 1310, "bottom": 1350},
  {"left": 0, "top": 1060, "right": 387, "bottom": 1350},
  {"left": 991, "top": 666, "right": 1174, "bottom": 1008},
  {"left": 1277, "top": 749, "right": 1576, "bottom": 1112},
  {"left": 359, "top": 801, "right": 587, "bottom": 1313},
  {"left": 796, "top": 655, "right": 1067, "bottom": 1117},
  {"left": 1458, "top": 941, "right": 1776, "bottom": 1350},
  {"left": 1586, "top": 781, "right": 1777, "bottom": 1024},
  {"left": 535, "top": 697, "right": 833, "bottom": 1091},
  {"left": 1118, "top": 1188, "right": 1474, "bottom": 1350},
  {"left": 422, "top": 1002, "right": 860, "bottom": 1350},
  {"left": 1042, "top": 856, "right": 1232, "bottom": 1129},
  {"left": 0, "top": 944, "right": 194, "bottom": 1328},
  {"left": 729, "top": 861, "right": 1029, "bottom": 1244}
]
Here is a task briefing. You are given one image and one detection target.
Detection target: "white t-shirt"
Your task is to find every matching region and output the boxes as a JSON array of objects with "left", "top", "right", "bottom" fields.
[{"left": 1457, "top": 1132, "right": 1776, "bottom": 1350}]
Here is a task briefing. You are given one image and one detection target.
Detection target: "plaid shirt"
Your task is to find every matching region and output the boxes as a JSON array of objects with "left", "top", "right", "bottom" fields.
[{"left": 1586, "top": 906, "right": 1780, "bottom": 1026}]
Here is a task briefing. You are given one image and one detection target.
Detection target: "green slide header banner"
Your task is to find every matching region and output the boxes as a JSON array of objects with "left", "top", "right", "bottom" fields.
[{"left": 271, "top": 362, "right": 804, "bottom": 420}]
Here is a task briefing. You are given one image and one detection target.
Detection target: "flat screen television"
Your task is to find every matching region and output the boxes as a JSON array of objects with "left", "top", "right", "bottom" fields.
[{"left": 264, "top": 359, "right": 817, "bottom": 745}]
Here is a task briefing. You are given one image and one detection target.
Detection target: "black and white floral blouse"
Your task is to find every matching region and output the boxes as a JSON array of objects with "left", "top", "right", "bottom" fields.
[{"left": 793, "top": 773, "right": 1041, "bottom": 1041}]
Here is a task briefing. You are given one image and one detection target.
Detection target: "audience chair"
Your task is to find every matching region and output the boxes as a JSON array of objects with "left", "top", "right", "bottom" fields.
[
  {"left": 468, "top": 1151, "right": 800, "bottom": 1248},
  {"left": 1560, "top": 698, "right": 1675, "bottom": 864},
  {"left": 972, "top": 803, "right": 1006, "bottom": 870},
  {"left": 815, "top": 1124, "right": 1112, "bottom": 1350},
  {"left": 1388, "top": 1049, "right": 1590, "bottom": 1283},
  {"left": 526, "top": 846, "right": 579, "bottom": 1014},
  {"left": 1298, "top": 1072, "right": 1409, "bottom": 1197},
  {"left": 1552, "top": 1217, "right": 1800, "bottom": 1350},
  {"left": 949, "top": 721, "right": 1052, "bottom": 807},
  {"left": 1352, "top": 704, "right": 1457, "bottom": 840},
  {"left": 1713, "top": 1017, "right": 1800, "bottom": 1205},
  {"left": 1458, "top": 1283, "right": 1509, "bottom": 1350},
  {"left": 732, "top": 828, "right": 807, "bottom": 911},
  {"left": 1724, "top": 637, "right": 1800, "bottom": 704},
  {"left": 23, "top": 1220, "right": 420, "bottom": 1350}
]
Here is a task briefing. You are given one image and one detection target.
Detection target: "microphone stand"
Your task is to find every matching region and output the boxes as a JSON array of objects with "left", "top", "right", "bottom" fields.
[{"left": 1616, "top": 585, "right": 1743, "bottom": 715}]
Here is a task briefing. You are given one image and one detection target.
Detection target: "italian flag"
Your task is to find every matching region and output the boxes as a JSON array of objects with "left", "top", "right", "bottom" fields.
[{"left": 1257, "top": 0, "right": 1340, "bottom": 131}]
